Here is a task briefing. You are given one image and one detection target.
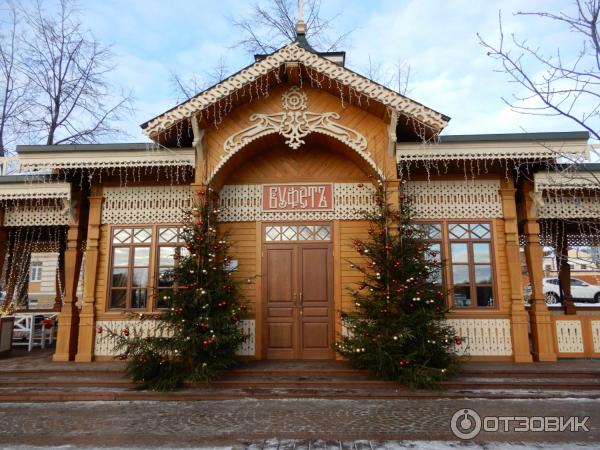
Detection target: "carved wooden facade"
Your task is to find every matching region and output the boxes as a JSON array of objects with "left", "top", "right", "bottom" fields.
[{"left": 1, "top": 36, "right": 599, "bottom": 365}]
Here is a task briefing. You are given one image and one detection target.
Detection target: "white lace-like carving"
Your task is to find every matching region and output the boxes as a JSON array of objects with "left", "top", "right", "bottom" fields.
[
  {"left": 4, "top": 204, "right": 70, "bottom": 226},
  {"left": 537, "top": 195, "right": 600, "bottom": 219},
  {"left": 404, "top": 180, "right": 503, "bottom": 219},
  {"left": 592, "top": 320, "right": 600, "bottom": 353},
  {"left": 446, "top": 318, "right": 512, "bottom": 356},
  {"left": 534, "top": 171, "right": 600, "bottom": 191},
  {"left": 101, "top": 186, "right": 192, "bottom": 224},
  {"left": 396, "top": 141, "right": 588, "bottom": 161},
  {"left": 555, "top": 320, "right": 584, "bottom": 353},
  {"left": 94, "top": 319, "right": 255, "bottom": 356},
  {"left": 214, "top": 87, "right": 379, "bottom": 181},
  {"left": 17, "top": 147, "right": 195, "bottom": 173},
  {"left": 143, "top": 42, "right": 447, "bottom": 137},
  {"left": 218, "top": 183, "right": 377, "bottom": 222},
  {"left": 0, "top": 182, "right": 71, "bottom": 201}
]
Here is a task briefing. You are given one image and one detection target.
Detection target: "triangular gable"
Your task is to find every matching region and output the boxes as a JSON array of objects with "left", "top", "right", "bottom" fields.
[{"left": 141, "top": 42, "right": 449, "bottom": 139}]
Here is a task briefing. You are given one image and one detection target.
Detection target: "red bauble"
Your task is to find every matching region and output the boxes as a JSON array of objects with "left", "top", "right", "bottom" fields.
[{"left": 454, "top": 336, "right": 462, "bottom": 346}]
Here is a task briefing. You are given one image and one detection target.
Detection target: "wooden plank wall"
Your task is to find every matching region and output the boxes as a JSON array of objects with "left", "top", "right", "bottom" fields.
[{"left": 203, "top": 84, "right": 395, "bottom": 182}]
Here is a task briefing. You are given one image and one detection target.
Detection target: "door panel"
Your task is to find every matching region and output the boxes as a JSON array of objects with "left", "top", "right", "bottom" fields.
[
  {"left": 263, "top": 238, "right": 333, "bottom": 360},
  {"left": 264, "top": 246, "right": 297, "bottom": 359},
  {"left": 299, "top": 244, "right": 333, "bottom": 359}
]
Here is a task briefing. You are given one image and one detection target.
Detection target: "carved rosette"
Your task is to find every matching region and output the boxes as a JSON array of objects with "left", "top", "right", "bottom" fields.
[{"left": 224, "top": 87, "right": 368, "bottom": 152}]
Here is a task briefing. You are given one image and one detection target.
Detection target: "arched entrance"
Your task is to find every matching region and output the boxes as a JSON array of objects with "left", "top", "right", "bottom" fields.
[{"left": 213, "top": 133, "right": 379, "bottom": 359}]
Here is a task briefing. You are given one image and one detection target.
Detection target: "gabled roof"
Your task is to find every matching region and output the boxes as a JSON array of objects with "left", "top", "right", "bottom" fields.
[{"left": 141, "top": 42, "right": 449, "bottom": 139}]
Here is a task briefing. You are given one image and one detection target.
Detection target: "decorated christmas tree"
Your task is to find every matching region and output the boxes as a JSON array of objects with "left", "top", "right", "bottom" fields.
[
  {"left": 105, "top": 188, "right": 247, "bottom": 391},
  {"left": 336, "top": 178, "right": 459, "bottom": 388}
]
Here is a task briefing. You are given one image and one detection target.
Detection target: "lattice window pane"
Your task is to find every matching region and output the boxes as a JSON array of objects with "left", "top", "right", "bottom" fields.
[
  {"left": 264, "top": 225, "right": 331, "bottom": 241},
  {"left": 299, "top": 226, "right": 313, "bottom": 240},
  {"left": 159, "top": 227, "right": 178, "bottom": 243},
  {"left": 471, "top": 223, "right": 491, "bottom": 239},
  {"left": 266, "top": 226, "right": 281, "bottom": 241},
  {"left": 419, "top": 223, "right": 441, "bottom": 240},
  {"left": 113, "top": 229, "right": 132, "bottom": 244},
  {"left": 449, "top": 224, "right": 469, "bottom": 240},
  {"left": 315, "top": 225, "right": 331, "bottom": 240},
  {"left": 133, "top": 228, "right": 152, "bottom": 243},
  {"left": 282, "top": 226, "right": 297, "bottom": 241}
]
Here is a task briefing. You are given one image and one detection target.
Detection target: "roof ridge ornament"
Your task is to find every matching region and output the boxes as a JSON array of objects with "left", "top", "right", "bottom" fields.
[{"left": 296, "top": 0, "right": 306, "bottom": 35}]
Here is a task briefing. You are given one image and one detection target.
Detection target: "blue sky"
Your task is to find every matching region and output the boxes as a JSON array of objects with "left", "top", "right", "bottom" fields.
[{"left": 78, "top": 0, "right": 586, "bottom": 142}]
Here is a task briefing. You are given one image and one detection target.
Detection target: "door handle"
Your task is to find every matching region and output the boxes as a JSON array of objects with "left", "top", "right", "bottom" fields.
[{"left": 299, "top": 291, "right": 303, "bottom": 314}]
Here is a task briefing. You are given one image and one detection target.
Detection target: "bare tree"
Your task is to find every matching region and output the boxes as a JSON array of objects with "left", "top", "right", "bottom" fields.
[
  {"left": 232, "top": 0, "right": 352, "bottom": 54},
  {"left": 365, "top": 56, "right": 411, "bottom": 96},
  {"left": 170, "top": 56, "right": 229, "bottom": 102},
  {"left": 19, "top": 0, "right": 131, "bottom": 145},
  {"left": 0, "top": 4, "right": 31, "bottom": 156},
  {"left": 479, "top": 1, "right": 600, "bottom": 148}
]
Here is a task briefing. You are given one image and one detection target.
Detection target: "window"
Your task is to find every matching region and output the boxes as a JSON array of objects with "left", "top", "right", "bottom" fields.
[
  {"left": 109, "top": 228, "right": 152, "bottom": 310},
  {"left": 30, "top": 262, "right": 43, "bottom": 282},
  {"left": 419, "top": 223, "right": 443, "bottom": 286},
  {"left": 417, "top": 221, "right": 496, "bottom": 308},
  {"left": 108, "top": 226, "right": 189, "bottom": 311},
  {"left": 449, "top": 223, "right": 494, "bottom": 308},
  {"left": 265, "top": 224, "right": 331, "bottom": 241},
  {"left": 156, "top": 226, "right": 188, "bottom": 309}
]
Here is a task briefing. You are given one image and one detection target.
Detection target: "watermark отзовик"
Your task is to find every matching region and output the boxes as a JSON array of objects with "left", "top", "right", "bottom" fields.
[{"left": 450, "top": 408, "right": 590, "bottom": 440}]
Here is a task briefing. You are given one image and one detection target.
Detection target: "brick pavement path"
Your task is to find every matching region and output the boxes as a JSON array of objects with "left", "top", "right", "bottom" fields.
[{"left": 1, "top": 398, "right": 599, "bottom": 448}]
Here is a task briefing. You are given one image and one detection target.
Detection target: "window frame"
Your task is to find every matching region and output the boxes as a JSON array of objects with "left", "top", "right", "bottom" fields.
[
  {"left": 446, "top": 220, "right": 497, "bottom": 310},
  {"left": 155, "top": 226, "right": 187, "bottom": 310},
  {"left": 30, "top": 261, "right": 43, "bottom": 282},
  {"left": 107, "top": 226, "right": 154, "bottom": 311},
  {"left": 415, "top": 219, "right": 498, "bottom": 310}
]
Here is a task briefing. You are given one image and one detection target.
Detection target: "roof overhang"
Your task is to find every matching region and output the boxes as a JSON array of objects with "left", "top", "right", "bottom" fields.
[
  {"left": 15, "top": 144, "right": 194, "bottom": 172},
  {"left": 0, "top": 178, "right": 70, "bottom": 201},
  {"left": 534, "top": 167, "right": 600, "bottom": 191},
  {"left": 141, "top": 42, "right": 449, "bottom": 139},
  {"left": 396, "top": 132, "right": 590, "bottom": 162}
]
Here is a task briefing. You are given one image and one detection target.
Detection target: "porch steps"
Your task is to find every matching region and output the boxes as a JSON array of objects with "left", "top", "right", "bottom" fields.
[{"left": 1, "top": 360, "right": 600, "bottom": 401}]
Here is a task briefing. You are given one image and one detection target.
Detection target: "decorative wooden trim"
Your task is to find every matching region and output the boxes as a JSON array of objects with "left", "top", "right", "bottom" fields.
[
  {"left": 219, "top": 183, "right": 376, "bottom": 222},
  {"left": 213, "top": 87, "right": 381, "bottom": 181},
  {"left": 101, "top": 185, "right": 193, "bottom": 225},
  {"left": 405, "top": 180, "right": 503, "bottom": 219},
  {"left": 396, "top": 140, "right": 588, "bottom": 162},
  {"left": 447, "top": 318, "right": 513, "bottom": 356},
  {"left": 0, "top": 182, "right": 70, "bottom": 201},
  {"left": 143, "top": 42, "right": 448, "bottom": 137},
  {"left": 17, "top": 148, "right": 195, "bottom": 172}
]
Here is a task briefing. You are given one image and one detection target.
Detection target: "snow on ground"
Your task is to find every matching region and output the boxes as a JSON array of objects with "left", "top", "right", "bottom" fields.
[{"left": 3, "top": 442, "right": 600, "bottom": 450}]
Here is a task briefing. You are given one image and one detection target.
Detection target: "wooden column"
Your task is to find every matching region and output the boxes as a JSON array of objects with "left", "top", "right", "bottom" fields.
[
  {"left": 0, "top": 209, "right": 7, "bottom": 312},
  {"left": 0, "top": 208, "right": 6, "bottom": 285},
  {"left": 75, "top": 190, "right": 103, "bottom": 362},
  {"left": 53, "top": 191, "right": 87, "bottom": 362},
  {"left": 557, "top": 238, "right": 576, "bottom": 315},
  {"left": 500, "top": 181, "right": 533, "bottom": 362},
  {"left": 53, "top": 232, "right": 66, "bottom": 311},
  {"left": 52, "top": 225, "right": 84, "bottom": 360},
  {"left": 520, "top": 181, "right": 557, "bottom": 361}
]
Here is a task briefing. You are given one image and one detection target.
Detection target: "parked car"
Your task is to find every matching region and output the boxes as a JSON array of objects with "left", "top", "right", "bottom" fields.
[{"left": 543, "top": 277, "right": 600, "bottom": 304}]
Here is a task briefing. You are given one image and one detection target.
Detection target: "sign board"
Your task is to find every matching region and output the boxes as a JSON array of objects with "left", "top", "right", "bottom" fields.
[{"left": 262, "top": 184, "right": 334, "bottom": 212}]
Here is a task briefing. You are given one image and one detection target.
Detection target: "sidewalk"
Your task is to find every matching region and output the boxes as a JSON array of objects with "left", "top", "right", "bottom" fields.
[{"left": 0, "top": 398, "right": 599, "bottom": 447}]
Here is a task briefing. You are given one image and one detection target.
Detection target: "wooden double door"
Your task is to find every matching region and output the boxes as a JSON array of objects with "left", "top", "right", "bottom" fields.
[{"left": 263, "top": 242, "right": 334, "bottom": 359}]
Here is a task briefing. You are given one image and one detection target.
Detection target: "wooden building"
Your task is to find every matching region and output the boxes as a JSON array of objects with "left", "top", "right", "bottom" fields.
[{"left": 1, "top": 24, "right": 599, "bottom": 363}]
